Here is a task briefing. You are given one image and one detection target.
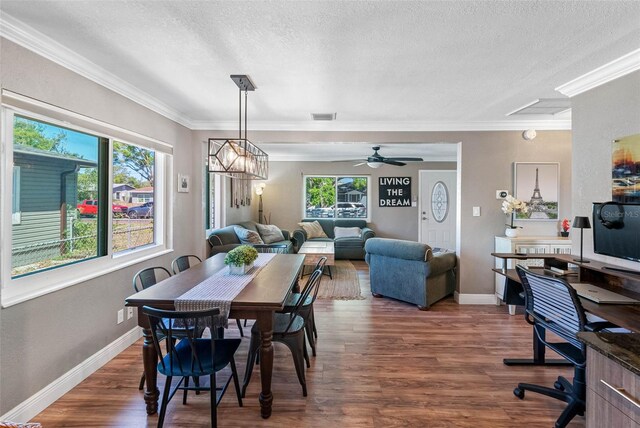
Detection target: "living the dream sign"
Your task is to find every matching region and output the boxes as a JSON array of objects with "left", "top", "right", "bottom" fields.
[{"left": 379, "top": 177, "right": 411, "bottom": 207}]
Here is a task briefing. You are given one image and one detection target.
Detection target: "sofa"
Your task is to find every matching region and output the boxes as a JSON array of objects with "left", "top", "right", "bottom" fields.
[
  {"left": 207, "top": 220, "right": 294, "bottom": 257},
  {"left": 364, "top": 237, "right": 456, "bottom": 310},
  {"left": 293, "top": 219, "right": 375, "bottom": 260}
]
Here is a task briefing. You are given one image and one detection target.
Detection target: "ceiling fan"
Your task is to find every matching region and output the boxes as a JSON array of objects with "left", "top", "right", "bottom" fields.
[{"left": 353, "top": 146, "right": 424, "bottom": 168}]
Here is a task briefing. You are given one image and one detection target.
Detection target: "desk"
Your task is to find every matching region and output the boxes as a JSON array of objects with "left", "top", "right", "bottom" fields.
[
  {"left": 125, "top": 253, "right": 305, "bottom": 419},
  {"left": 492, "top": 253, "right": 640, "bottom": 366}
]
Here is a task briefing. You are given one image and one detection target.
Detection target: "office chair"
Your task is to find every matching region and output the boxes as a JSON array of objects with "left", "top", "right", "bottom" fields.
[
  {"left": 142, "top": 306, "right": 242, "bottom": 428},
  {"left": 514, "top": 266, "right": 619, "bottom": 428}
]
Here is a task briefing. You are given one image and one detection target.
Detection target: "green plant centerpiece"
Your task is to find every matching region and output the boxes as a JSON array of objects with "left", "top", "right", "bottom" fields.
[{"left": 224, "top": 245, "right": 259, "bottom": 275}]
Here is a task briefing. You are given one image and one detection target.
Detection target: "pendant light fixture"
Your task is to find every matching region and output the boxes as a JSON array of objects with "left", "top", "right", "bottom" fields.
[{"left": 208, "top": 75, "right": 268, "bottom": 179}]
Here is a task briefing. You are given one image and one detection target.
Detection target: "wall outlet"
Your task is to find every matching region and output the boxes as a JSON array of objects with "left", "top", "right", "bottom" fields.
[
  {"left": 496, "top": 190, "right": 509, "bottom": 199},
  {"left": 117, "top": 309, "right": 124, "bottom": 324},
  {"left": 127, "top": 307, "right": 134, "bottom": 320},
  {"left": 472, "top": 206, "right": 481, "bottom": 217}
]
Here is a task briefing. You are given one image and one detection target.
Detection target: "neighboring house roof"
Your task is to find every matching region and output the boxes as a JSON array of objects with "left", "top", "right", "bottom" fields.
[
  {"left": 14, "top": 144, "right": 96, "bottom": 167},
  {"left": 131, "top": 186, "right": 154, "bottom": 193},
  {"left": 113, "top": 183, "right": 135, "bottom": 190}
]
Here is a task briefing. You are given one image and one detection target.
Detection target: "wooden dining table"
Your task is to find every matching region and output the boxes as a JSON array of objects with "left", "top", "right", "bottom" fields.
[{"left": 125, "top": 253, "right": 305, "bottom": 419}]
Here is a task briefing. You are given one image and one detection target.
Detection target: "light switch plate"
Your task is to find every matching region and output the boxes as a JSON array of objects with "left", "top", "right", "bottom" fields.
[{"left": 473, "top": 206, "right": 481, "bottom": 217}]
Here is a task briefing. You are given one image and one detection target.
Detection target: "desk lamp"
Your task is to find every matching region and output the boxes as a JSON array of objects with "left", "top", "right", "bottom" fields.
[{"left": 573, "top": 216, "right": 591, "bottom": 263}]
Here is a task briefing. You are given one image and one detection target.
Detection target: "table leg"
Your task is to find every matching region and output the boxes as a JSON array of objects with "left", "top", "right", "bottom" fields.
[
  {"left": 256, "top": 311, "right": 274, "bottom": 418},
  {"left": 142, "top": 326, "right": 159, "bottom": 414},
  {"left": 503, "top": 323, "right": 571, "bottom": 366}
]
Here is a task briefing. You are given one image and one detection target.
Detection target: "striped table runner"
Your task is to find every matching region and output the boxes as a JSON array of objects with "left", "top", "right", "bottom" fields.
[{"left": 175, "top": 253, "right": 276, "bottom": 327}]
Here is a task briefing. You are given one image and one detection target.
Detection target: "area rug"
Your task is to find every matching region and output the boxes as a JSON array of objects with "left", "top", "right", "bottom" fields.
[{"left": 316, "top": 260, "right": 364, "bottom": 300}]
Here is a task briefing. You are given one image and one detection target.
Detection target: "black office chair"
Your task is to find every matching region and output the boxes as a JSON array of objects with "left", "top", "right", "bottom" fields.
[
  {"left": 242, "top": 268, "right": 323, "bottom": 397},
  {"left": 142, "top": 306, "right": 243, "bottom": 428},
  {"left": 171, "top": 254, "right": 202, "bottom": 275},
  {"left": 171, "top": 254, "right": 245, "bottom": 338},
  {"left": 514, "top": 266, "right": 619, "bottom": 428}
]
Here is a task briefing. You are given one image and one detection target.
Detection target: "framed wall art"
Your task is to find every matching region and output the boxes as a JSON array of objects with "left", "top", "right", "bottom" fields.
[
  {"left": 177, "top": 174, "right": 190, "bottom": 193},
  {"left": 514, "top": 162, "right": 559, "bottom": 221},
  {"left": 612, "top": 133, "right": 640, "bottom": 203}
]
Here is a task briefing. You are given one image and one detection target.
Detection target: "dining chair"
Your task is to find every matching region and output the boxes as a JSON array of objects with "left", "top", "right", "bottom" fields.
[
  {"left": 513, "top": 266, "right": 622, "bottom": 428},
  {"left": 142, "top": 306, "right": 243, "bottom": 428},
  {"left": 133, "top": 266, "right": 172, "bottom": 390},
  {"left": 170, "top": 254, "right": 245, "bottom": 338},
  {"left": 279, "top": 256, "right": 327, "bottom": 357},
  {"left": 170, "top": 254, "right": 202, "bottom": 275},
  {"left": 242, "top": 268, "right": 323, "bottom": 397}
]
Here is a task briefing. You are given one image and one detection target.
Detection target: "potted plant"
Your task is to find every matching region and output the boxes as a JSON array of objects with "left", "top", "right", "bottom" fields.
[
  {"left": 501, "top": 195, "right": 529, "bottom": 237},
  {"left": 560, "top": 218, "right": 570, "bottom": 237},
  {"left": 225, "top": 245, "right": 259, "bottom": 275}
]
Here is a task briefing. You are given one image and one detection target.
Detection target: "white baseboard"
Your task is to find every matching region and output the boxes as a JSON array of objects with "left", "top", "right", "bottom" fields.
[
  {"left": 454, "top": 291, "right": 498, "bottom": 305},
  {"left": 1, "top": 327, "right": 142, "bottom": 423}
]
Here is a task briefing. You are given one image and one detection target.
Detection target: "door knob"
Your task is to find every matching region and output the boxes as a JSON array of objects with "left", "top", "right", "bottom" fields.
[{"left": 422, "top": 217, "right": 427, "bottom": 220}]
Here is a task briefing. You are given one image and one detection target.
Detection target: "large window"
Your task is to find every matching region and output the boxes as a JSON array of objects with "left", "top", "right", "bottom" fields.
[
  {"left": 2, "top": 95, "right": 171, "bottom": 306},
  {"left": 304, "top": 175, "right": 369, "bottom": 219}
]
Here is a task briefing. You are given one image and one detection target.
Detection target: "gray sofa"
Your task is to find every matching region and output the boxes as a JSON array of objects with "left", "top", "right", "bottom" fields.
[
  {"left": 364, "top": 237, "right": 456, "bottom": 309},
  {"left": 207, "top": 221, "right": 294, "bottom": 257},
  {"left": 293, "top": 219, "right": 375, "bottom": 260}
]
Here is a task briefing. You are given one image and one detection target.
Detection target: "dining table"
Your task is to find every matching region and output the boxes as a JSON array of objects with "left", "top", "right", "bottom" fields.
[{"left": 125, "top": 253, "right": 305, "bottom": 419}]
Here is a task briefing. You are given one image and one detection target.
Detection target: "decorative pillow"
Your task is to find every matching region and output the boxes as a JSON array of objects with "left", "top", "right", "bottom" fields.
[
  {"left": 334, "top": 226, "right": 362, "bottom": 239},
  {"left": 234, "top": 227, "right": 264, "bottom": 245},
  {"left": 256, "top": 224, "right": 285, "bottom": 244},
  {"left": 424, "top": 245, "right": 434, "bottom": 262},
  {"left": 297, "top": 221, "right": 328, "bottom": 239}
]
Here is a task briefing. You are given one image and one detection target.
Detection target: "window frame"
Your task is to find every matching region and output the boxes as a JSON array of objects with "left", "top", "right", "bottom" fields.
[
  {"left": 1, "top": 101, "right": 173, "bottom": 308},
  {"left": 302, "top": 174, "right": 370, "bottom": 221},
  {"left": 12, "top": 166, "right": 21, "bottom": 225}
]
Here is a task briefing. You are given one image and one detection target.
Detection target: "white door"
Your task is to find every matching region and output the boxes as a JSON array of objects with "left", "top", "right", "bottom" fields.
[{"left": 419, "top": 170, "right": 457, "bottom": 250}]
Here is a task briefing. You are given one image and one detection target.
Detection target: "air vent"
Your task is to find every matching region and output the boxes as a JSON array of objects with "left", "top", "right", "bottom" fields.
[
  {"left": 507, "top": 98, "right": 571, "bottom": 116},
  {"left": 311, "top": 113, "right": 337, "bottom": 121}
]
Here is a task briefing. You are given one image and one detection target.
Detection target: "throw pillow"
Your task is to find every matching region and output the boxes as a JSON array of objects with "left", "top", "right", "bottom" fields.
[
  {"left": 424, "top": 245, "right": 434, "bottom": 262},
  {"left": 234, "top": 227, "right": 264, "bottom": 245},
  {"left": 297, "top": 221, "right": 328, "bottom": 239},
  {"left": 334, "top": 226, "right": 362, "bottom": 239},
  {"left": 256, "top": 224, "right": 285, "bottom": 244}
]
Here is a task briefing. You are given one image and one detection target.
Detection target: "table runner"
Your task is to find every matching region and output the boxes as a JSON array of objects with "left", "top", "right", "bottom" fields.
[{"left": 175, "top": 253, "right": 276, "bottom": 327}]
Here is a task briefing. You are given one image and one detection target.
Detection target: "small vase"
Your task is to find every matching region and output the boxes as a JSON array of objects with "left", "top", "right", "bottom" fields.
[
  {"left": 228, "top": 261, "right": 254, "bottom": 275},
  {"left": 505, "top": 227, "right": 519, "bottom": 238},
  {"left": 560, "top": 231, "right": 569, "bottom": 237}
]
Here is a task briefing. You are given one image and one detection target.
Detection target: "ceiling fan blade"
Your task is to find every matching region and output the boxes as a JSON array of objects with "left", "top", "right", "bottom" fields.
[
  {"left": 383, "top": 159, "right": 406, "bottom": 166},
  {"left": 353, "top": 162, "right": 367, "bottom": 167},
  {"left": 386, "top": 157, "right": 424, "bottom": 162}
]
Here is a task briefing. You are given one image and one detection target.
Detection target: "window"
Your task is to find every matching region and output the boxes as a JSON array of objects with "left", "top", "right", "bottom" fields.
[
  {"left": 304, "top": 175, "right": 369, "bottom": 219},
  {"left": 2, "top": 92, "right": 172, "bottom": 306}
]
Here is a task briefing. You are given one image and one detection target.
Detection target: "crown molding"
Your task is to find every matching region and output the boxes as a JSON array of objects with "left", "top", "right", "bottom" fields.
[
  {"left": 190, "top": 119, "right": 571, "bottom": 132},
  {"left": 555, "top": 48, "right": 640, "bottom": 97},
  {"left": 268, "top": 153, "right": 457, "bottom": 162},
  {"left": 0, "top": 13, "right": 193, "bottom": 128}
]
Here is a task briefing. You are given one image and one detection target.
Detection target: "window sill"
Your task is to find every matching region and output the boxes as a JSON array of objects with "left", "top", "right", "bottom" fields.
[{"left": 1, "top": 246, "right": 173, "bottom": 308}]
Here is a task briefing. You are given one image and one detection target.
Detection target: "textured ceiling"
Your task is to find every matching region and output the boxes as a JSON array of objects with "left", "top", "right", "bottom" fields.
[{"left": 1, "top": 0, "right": 639, "bottom": 131}]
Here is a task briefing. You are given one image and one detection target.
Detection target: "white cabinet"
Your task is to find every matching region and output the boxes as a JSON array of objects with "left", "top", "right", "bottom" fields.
[{"left": 494, "top": 236, "right": 572, "bottom": 313}]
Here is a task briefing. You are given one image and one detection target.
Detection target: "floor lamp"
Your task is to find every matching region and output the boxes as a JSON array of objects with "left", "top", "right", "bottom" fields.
[
  {"left": 572, "top": 216, "right": 591, "bottom": 263},
  {"left": 255, "top": 183, "right": 266, "bottom": 224}
]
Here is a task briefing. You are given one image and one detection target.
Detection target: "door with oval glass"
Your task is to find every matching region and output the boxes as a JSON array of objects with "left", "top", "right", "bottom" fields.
[{"left": 419, "top": 170, "right": 457, "bottom": 250}]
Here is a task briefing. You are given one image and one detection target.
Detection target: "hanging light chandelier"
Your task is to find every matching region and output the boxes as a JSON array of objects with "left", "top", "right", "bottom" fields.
[{"left": 208, "top": 75, "right": 268, "bottom": 180}]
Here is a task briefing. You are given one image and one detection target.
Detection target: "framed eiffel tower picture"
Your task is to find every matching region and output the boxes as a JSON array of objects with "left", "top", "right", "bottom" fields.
[{"left": 513, "top": 162, "right": 559, "bottom": 221}]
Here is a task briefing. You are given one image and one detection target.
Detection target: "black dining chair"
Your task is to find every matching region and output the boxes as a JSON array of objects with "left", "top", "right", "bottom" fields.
[
  {"left": 514, "top": 266, "right": 622, "bottom": 428},
  {"left": 242, "top": 268, "right": 323, "bottom": 397},
  {"left": 171, "top": 254, "right": 202, "bottom": 275},
  {"left": 133, "top": 266, "right": 172, "bottom": 390},
  {"left": 279, "top": 256, "right": 327, "bottom": 357},
  {"left": 142, "top": 306, "right": 243, "bottom": 428}
]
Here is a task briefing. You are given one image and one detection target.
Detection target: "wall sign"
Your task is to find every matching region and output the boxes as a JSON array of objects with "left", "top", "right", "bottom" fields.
[{"left": 379, "top": 177, "right": 411, "bottom": 207}]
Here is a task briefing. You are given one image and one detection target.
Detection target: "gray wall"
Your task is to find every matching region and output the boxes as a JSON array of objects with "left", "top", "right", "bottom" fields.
[
  {"left": 194, "top": 129, "right": 572, "bottom": 297},
  {"left": 0, "top": 39, "right": 198, "bottom": 414},
  {"left": 571, "top": 71, "right": 640, "bottom": 268}
]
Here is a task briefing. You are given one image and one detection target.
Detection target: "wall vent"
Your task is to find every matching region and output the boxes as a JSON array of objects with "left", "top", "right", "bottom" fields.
[{"left": 311, "top": 113, "right": 337, "bottom": 121}]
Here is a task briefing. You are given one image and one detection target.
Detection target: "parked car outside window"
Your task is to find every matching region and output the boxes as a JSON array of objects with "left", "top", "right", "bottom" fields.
[
  {"left": 127, "top": 201, "right": 154, "bottom": 219},
  {"left": 337, "top": 202, "right": 366, "bottom": 218}
]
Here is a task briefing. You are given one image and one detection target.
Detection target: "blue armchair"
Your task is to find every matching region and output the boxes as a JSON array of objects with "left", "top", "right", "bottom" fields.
[{"left": 364, "top": 238, "right": 456, "bottom": 310}]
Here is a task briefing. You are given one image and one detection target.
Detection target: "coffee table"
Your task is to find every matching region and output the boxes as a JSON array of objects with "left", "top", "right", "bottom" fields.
[{"left": 298, "top": 241, "right": 335, "bottom": 278}]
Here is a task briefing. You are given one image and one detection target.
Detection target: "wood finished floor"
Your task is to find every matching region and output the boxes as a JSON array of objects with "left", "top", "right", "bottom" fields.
[{"left": 33, "top": 261, "right": 584, "bottom": 427}]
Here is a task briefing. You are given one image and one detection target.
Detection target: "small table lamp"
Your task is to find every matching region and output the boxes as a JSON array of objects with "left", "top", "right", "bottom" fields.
[{"left": 573, "top": 216, "right": 591, "bottom": 263}]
